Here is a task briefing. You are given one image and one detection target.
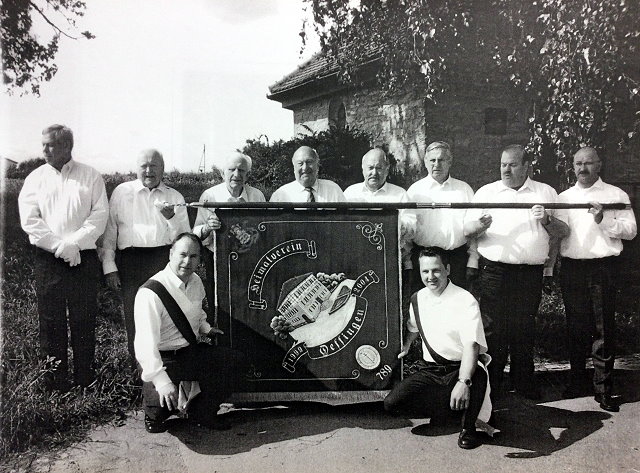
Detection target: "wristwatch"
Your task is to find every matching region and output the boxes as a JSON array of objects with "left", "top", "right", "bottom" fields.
[{"left": 457, "top": 378, "right": 472, "bottom": 387}]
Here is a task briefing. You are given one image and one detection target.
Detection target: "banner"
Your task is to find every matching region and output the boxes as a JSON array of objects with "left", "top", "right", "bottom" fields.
[{"left": 215, "top": 209, "right": 402, "bottom": 396}]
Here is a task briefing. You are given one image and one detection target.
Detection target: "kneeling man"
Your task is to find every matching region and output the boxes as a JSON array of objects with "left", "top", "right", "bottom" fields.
[
  {"left": 384, "top": 247, "right": 491, "bottom": 449},
  {"left": 134, "top": 232, "right": 247, "bottom": 433}
]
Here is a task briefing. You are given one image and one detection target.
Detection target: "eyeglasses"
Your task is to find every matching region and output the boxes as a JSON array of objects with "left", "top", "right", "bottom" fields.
[{"left": 574, "top": 161, "right": 601, "bottom": 167}]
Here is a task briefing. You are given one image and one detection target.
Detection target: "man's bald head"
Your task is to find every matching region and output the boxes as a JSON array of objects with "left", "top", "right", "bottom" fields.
[
  {"left": 137, "top": 149, "right": 164, "bottom": 189},
  {"left": 292, "top": 146, "right": 320, "bottom": 187},
  {"left": 573, "top": 147, "right": 602, "bottom": 187},
  {"left": 362, "top": 148, "right": 390, "bottom": 191}
]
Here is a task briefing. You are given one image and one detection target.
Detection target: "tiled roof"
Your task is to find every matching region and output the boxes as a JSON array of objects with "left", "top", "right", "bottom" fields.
[
  {"left": 268, "top": 53, "right": 340, "bottom": 96},
  {"left": 268, "top": 46, "right": 381, "bottom": 96}
]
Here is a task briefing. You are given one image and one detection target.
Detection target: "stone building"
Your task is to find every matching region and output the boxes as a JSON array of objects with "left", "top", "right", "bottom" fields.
[{"left": 267, "top": 53, "right": 531, "bottom": 190}]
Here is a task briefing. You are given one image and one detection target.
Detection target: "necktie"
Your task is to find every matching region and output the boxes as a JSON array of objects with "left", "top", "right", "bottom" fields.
[{"left": 305, "top": 187, "right": 315, "bottom": 203}]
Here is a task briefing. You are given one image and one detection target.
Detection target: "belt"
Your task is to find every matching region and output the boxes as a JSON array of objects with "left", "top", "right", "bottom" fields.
[
  {"left": 159, "top": 346, "right": 189, "bottom": 357},
  {"left": 480, "top": 257, "right": 543, "bottom": 270},
  {"left": 121, "top": 245, "right": 171, "bottom": 253}
]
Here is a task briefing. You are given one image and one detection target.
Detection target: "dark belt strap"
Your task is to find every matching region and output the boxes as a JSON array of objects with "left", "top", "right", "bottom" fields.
[
  {"left": 140, "top": 279, "right": 198, "bottom": 346},
  {"left": 410, "top": 292, "right": 461, "bottom": 366}
]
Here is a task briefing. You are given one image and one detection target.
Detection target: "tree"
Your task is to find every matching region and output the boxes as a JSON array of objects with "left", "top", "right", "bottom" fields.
[
  {"left": 303, "top": 0, "right": 640, "bottom": 186},
  {"left": 5, "top": 157, "right": 46, "bottom": 179},
  {"left": 1, "top": 0, "right": 94, "bottom": 95}
]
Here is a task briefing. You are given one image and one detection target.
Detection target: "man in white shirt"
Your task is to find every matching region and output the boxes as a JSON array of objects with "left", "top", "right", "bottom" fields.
[
  {"left": 343, "top": 148, "right": 407, "bottom": 202},
  {"left": 100, "top": 149, "right": 191, "bottom": 360},
  {"left": 556, "top": 147, "right": 637, "bottom": 411},
  {"left": 18, "top": 124, "right": 108, "bottom": 390},
  {"left": 270, "top": 146, "right": 346, "bottom": 203},
  {"left": 193, "top": 152, "right": 266, "bottom": 312},
  {"left": 384, "top": 247, "right": 490, "bottom": 450},
  {"left": 464, "top": 145, "right": 569, "bottom": 399},
  {"left": 406, "top": 142, "right": 476, "bottom": 289},
  {"left": 135, "top": 233, "right": 247, "bottom": 433}
]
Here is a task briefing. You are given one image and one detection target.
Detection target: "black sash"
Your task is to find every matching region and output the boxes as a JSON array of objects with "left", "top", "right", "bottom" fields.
[
  {"left": 410, "top": 292, "right": 461, "bottom": 367},
  {"left": 141, "top": 279, "right": 198, "bottom": 346}
]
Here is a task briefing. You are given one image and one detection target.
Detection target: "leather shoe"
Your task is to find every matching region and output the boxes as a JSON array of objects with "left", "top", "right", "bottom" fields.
[
  {"left": 595, "top": 394, "right": 620, "bottom": 412},
  {"left": 144, "top": 415, "right": 167, "bottom": 434},
  {"left": 458, "top": 429, "right": 482, "bottom": 449}
]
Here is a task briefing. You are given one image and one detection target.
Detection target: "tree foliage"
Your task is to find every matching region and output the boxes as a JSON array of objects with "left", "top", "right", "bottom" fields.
[
  {"left": 303, "top": 0, "right": 640, "bottom": 187},
  {"left": 1, "top": 0, "right": 94, "bottom": 95}
]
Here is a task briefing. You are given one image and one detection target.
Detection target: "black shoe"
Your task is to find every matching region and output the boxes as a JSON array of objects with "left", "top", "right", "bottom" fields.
[
  {"left": 595, "top": 394, "right": 620, "bottom": 412},
  {"left": 144, "top": 415, "right": 168, "bottom": 434},
  {"left": 458, "top": 429, "right": 482, "bottom": 449},
  {"left": 195, "top": 416, "right": 231, "bottom": 431}
]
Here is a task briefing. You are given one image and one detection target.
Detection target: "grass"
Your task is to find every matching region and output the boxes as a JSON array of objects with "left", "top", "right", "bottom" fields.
[{"left": 1, "top": 173, "right": 639, "bottom": 464}]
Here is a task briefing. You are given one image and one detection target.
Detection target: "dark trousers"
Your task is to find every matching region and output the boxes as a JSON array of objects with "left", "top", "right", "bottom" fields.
[
  {"left": 560, "top": 257, "right": 617, "bottom": 395},
  {"left": 34, "top": 248, "right": 100, "bottom": 387},
  {"left": 408, "top": 244, "right": 470, "bottom": 294},
  {"left": 384, "top": 361, "right": 487, "bottom": 429},
  {"left": 477, "top": 257, "right": 543, "bottom": 392},
  {"left": 119, "top": 246, "right": 171, "bottom": 360},
  {"left": 143, "top": 344, "right": 248, "bottom": 422}
]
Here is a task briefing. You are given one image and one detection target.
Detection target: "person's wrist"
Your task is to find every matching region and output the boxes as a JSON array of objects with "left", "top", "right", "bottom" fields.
[{"left": 457, "top": 378, "right": 472, "bottom": 387}]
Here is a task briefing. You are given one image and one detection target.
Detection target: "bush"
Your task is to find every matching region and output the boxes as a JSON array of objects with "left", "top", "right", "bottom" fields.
[
  {"left": 4, "top": 158, "right": 46, "bottom": 179},
  {"left": 241, "top": 126, "right": 377, "bottom": 198}
]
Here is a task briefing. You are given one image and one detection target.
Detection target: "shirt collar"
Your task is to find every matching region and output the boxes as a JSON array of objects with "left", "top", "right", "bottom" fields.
[
  {"left": 224, "top": 184, "right": 249, "bottom": 201},
  {"left": 575, "top": 177, "right": 604, "bottom": 191},
  {"left": 134, "top": 179, "right": 169, "bottom": 193},
  {"left": 295, "top": 180, "right": 318, "bottom": 192},
  {"left": 498, "top": 176, "right": 533, "bottom": 193},
  {"left": 425, "top": 174, "right": 451, "bottom": 188},
  {"left": 361, "top": 182, "right": 389, "bottom": 194},
  {"left": 162, "top": 264, "right": 192, "bottom": 290},
  {"left": 47, "top": 158, "right": 75, "bottom": 174}
]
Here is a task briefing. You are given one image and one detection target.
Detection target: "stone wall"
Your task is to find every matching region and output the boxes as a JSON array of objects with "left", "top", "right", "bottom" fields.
[{"left": 289, "top": 81, "right": 528, "bottom": 190}]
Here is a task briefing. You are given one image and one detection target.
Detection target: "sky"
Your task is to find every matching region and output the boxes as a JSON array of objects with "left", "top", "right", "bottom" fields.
[{"left": 1, "top": 0, "right": 317, "bottom": 173}]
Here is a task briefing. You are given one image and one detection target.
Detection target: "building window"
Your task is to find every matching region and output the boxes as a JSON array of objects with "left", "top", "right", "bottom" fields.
[
  {"left": 329, "top": 98, "right": 346, "bottom": 130},
  {"left": 484, "top": 107, "right": 507, "bottom": 135}
]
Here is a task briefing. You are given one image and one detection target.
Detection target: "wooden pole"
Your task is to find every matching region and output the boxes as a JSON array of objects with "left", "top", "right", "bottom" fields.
[{"left": 177, "top": 201, "right": 630, "bottom": 210}]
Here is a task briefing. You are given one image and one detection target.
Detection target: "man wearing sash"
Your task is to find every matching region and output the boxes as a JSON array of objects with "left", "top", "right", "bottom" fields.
[
  {"left": 384, "top": 247, "right": 490, "bottom": 449},
  {"left": 193, "top": 152, "right": 266, "bottom": 312},
  {"left": 556, "top": 147, "right": 636, "bottom": 411},
  {"left": 270, "top": 146, "right": 345, "bottom": 203},
  {"left": 134, "top": 233, "right": 247, "bottom": 433}
]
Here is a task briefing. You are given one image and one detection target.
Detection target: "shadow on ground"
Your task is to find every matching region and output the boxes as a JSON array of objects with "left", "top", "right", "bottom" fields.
[
  {"left": 166, "top": 368, "right": 640, "bottom": 458},
  {"left": 167, "top": 401, "right": 408, "bottom": 455}
]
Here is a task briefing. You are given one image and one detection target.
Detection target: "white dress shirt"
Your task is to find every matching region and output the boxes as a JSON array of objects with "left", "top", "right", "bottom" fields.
[
  {"left": 408, "top": 282, "right": 487, "bottom": 363},
  {"left": 557, "top": 178, "right": 637, "bottom": 259},
  {"left": 465, "top": 177, "right": 559, "bottom": 266},
  {"left": 343, "top": 181, "right": 408, "bottom": 203},
  {"left": 100, "top": 179, "right": 190, "bottom": 274},
  {"left": 193, "top": 182, "right": 266, "bottom": 250},
  {"left": 270, "top": 179, "right": 346, "bottom": 203},
  {"left": 406, "top": 175, "right": 474, "bottom": 249},
  {"left": 134, "top": 265, "right": 212, "bottom": 390},
  {"left": 407, "top": 281, "right": 491, "bottom": 423},
  {"left": 18, "top": 160, "right": 108, "bottom": 252}
]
